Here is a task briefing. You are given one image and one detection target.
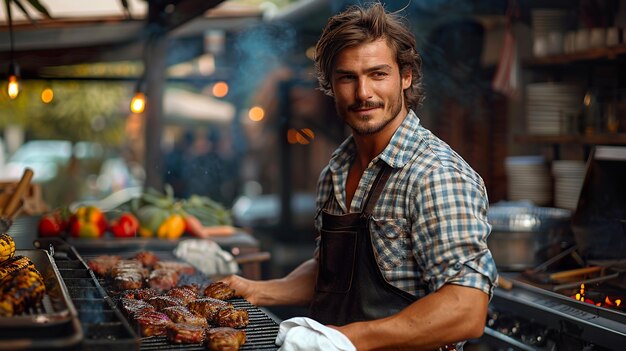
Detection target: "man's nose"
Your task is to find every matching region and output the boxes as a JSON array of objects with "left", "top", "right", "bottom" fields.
[{"left": 355, "top": 78, "right": 372, "bottom": 101}]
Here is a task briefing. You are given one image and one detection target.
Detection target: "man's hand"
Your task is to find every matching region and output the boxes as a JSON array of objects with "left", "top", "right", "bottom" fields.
[{"left": 220, "top": 275, "right": 261, "bottom": 305}]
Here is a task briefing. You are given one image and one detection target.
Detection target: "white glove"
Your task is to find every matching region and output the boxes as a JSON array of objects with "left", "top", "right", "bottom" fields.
[
  {"left": 173, "top": 239, "right": 239, "bottom": 276},
  {"left": 275, "top": 317, "right": 356, "bottom": 351}
]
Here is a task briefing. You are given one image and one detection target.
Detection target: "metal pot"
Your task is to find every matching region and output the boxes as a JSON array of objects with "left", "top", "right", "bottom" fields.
[{"left": 487, "top": 203, "right": 573, "bottom": 271}]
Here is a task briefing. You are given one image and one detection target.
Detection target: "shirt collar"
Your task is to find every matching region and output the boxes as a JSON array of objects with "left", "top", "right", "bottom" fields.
[{"left": 328, "top": 109, "right": 422, "bottom": 172}]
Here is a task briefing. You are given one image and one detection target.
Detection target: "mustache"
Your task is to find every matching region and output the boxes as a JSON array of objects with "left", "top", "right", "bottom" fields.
[{"left": 348, "top": 101, "right": 384, "bottom": 111}]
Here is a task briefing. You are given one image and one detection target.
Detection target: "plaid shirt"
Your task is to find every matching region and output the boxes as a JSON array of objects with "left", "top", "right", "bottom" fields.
[{"left": 314, "top": 110, "right": 498, "bottom": 298}]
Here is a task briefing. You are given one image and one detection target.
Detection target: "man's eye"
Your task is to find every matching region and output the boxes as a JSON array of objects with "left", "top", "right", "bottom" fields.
[
  {"left": 337, "top": 75, "right": 355, "bottom": 82},
  {"left": 373, "top": 72, "right": 388, "bottom": 78}
]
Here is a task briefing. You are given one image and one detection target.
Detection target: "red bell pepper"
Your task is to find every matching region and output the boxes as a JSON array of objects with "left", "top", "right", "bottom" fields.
[{"left": 110, "top": 212, "right": 139, "bottom": 238}]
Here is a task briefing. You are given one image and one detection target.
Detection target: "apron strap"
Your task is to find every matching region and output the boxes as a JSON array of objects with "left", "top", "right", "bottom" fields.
[{"left": 361, "top": 163, "right": 392, "bottom": 217}]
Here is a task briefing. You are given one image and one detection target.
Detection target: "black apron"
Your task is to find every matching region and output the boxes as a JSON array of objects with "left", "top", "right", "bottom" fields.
[
  {"left": 309, "top": 164, "right": 458, "bottom": 351},
  {"left": 310, "top": 164, "right": 416, "bottom": 325}
]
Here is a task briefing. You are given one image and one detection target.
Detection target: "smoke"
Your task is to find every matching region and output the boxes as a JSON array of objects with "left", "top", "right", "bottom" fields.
[{"left": 228, "top": 22, "right": 297, "bottom": 99}]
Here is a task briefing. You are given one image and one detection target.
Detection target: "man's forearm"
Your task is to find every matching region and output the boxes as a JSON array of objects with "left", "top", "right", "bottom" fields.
[
  {"left": 337, "top": 284, "right": 489, "bottom": 350},
  {"left": 255, "top": 258, "right": 318, "bottom": 306}
]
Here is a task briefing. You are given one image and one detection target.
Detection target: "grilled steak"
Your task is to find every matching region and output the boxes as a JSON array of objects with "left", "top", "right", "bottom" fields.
[
  {"left": 148, "top": 269, "right": 179, "bottom": 291},
  {"left": 163, "top": 305, "right": 209, "bottom": 328},
  {"left": 206, "top": 327, "right": 246, "bottom": 351},
  {"left": 167, "top": 286, "right": 198, "bottom": 305},
  {"left": 121, "top": 287, "right": 159, "bottom": 300},
  {"left": 134, "top": 251, "right": 159, "bottom": 268},
  {"left": 87, "top": 255, "right": 120, "bottom": 277},
  {"left": 204, "top": 281, "right": 236, "bottom": 301},
  {"left": 154, "top": 261, "right": 195, "bottom": 275},
  {"left": 166, "top": 322, "right": 206, "bottom": 344},
  {"left": 147, "top": 295, "right": 184, "bottom": 310},
  {"left": 134, "top": 310, "right": 172, "bottom": 337},
  {"left": 120, "top": 298, "right": 156, "bottom": 317},
  {"left": 187, "top": 297, "right": 234, "bottom": 321},
  {"left": 215, "top": 308, "right": 249, "bottom": 328}
]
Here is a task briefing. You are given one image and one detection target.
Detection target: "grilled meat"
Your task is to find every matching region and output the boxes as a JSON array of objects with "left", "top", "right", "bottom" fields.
[
  {"left": 121, "top": 288, "right": 159, "bottom": 300},
  {"left": 120, "top": 298, "right": 156, "bottom": 317},
  {"left": 154, "top": 261, "right": 195, "bottom": 275},
  {"left": 204, "top": 281, "right": 236, "bottom": 301},
  {"left": 167, "top": 286, "right": 197, "bottom": 305},
  {"left": 134, "top": 310, "right": 172, "bottom": 337},
  {"left": 148, "top": 268, "right": 179, "bottom": 291},
  {"left": 0, "top": 233, "right": 16, "bottom": 264},
  {"left": 0, "top": 255, "right": 35, "bottom": 281},
  {"left": 87, "top": 255, "right": 120, "bottom": 277},
  {"left": 206, "top": 327, "right": 246, "bottom": 351},
  {"left": 187, "top": 297, "right": 234, "bottom": 321},
  {"left": 111, "top": 260, "right": 147, "bottom": 290},
  {"left": 179, "top": 283, "right": 201, "bottom": 294},
  {"left": 147, "top": 295, "right": 184, "bottom": 310},
  {"left": 162, "top": 305, "right": 209, "bottom": 328},
  {"left": 134, "top": 251, "right": 159, "bottom": 268},
  {"left": 166, "top": 322, "right": 206, "bottom": 344},
  {"left": 0, "top": 267, "right": 46, "bottom": 316},
  {"left": 215, "top": 308, "right": 249, "bottom": 328}
]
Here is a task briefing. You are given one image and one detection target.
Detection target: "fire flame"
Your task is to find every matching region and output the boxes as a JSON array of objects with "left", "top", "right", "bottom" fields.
[{"left": 571, "top": 283, "right": 622, "bottom": 308}]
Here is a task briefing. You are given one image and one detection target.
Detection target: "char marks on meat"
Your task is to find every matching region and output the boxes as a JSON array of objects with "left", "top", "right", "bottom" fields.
[
  {"left": 206, "top": 327, "right": 246, "bottom": 351},
  {"left": 120, "top": 298, "right": 156, "bottom": 317},
  {"left": 187, "top": 297, "right": 233, "bottom": 321},
  {"left": 148, "top": 268, "right": 179, "bottom": 291},
  {"left": 87, "top": 255, "right": 120, "bottom": 277},
  {"left": 214, "top": 308, "right": 249, "bottom": 328},
  {"left": 166, "top": 322, "right": 206, "bottom": 344},
  {"left": 167, "top": 286, "right": 197, "bottom": 305},
  {"left": 147, "top": 295, "right": 184, "bottom": 310},
  {"left": 134, "top": 251, "right": 160, "bottom": 268},
  {"left": 162, "top": 305, "right": 209, "bottom": 328},
  {"left": 204, "top": 281, "right": 236, "bottom": 300},
  {"left": 134, "top": 310, "right": 172, "bottom": 337},
  {"left": 178, "top": 283, "right": 201, "bottom": 294},
  {"left": 154, "top": 261, "right": 195, "bottom": 275}
]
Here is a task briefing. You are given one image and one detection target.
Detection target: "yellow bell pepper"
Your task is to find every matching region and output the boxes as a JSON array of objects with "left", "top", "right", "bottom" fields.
[{"left": 156, "top": 214, "right": 186, "bottom": 239}]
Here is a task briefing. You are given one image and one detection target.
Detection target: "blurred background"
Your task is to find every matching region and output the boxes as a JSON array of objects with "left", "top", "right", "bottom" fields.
[{"left": 2, "top": 0, "right": 626, "bottom": 346}]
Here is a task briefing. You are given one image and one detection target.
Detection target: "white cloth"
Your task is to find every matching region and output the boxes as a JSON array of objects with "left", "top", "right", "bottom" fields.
[
  {"left": 173, "top": 239, "right": 239, "bottom": 276},
  {"left": 275, "top": 317, "right": 356, "bottom": 351}
]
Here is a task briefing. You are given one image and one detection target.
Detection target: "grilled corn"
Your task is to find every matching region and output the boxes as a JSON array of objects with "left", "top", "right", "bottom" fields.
[
  {"left": 0, "top": 256, "right": 35, "bottom": 281},
  {"left": 0, "top": 233, "right": 15, "bottom": 263},
  {"left": 0, "top": 267, "right": 46, "bottom": 317}
]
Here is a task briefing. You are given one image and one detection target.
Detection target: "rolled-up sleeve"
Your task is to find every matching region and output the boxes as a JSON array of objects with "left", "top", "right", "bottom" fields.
[{"left": 412, "top": 165, "right": 498, "bottom": 298}]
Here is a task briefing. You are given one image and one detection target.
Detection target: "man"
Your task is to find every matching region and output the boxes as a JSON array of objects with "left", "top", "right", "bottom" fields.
[{"left": 223, "top": 3, "right": 498, "bottom": 350}]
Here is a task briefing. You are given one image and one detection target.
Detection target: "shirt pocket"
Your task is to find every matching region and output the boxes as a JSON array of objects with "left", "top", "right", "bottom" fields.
[{"left": 369, "top": 218, "right": 410, "bottom": 271}]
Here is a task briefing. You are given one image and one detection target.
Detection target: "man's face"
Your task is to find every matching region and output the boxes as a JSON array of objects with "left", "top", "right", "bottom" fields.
[{"left": 330, "top": 39, "right": 411, "bottom": 136}]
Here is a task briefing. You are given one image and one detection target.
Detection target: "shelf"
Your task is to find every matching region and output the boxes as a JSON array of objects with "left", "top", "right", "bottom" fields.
[
  {"left": 514, "top": 134, "right": 626, "bottom": 145},
  {"left": 524, "top": 44, "right": 626, "bottom": 66}
]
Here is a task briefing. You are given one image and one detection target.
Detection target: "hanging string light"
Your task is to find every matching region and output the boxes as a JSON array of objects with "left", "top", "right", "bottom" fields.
[
  {"left": 5, "top": 0, "right": 21, "bottom": 99},
  {"left": 130, "top": 78, "right": 146, "bottom": 113}
]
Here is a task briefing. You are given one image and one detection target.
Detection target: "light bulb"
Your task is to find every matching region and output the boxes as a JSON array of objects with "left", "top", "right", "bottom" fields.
[
  {"left": 130, "top": 92, "right": 146, "bottom": 113},
  {"left": 7, "top": 75, "right": 19, "bottom": 99},
  {"left": 41, "top": 87, "right": 54, "bottom": 103}
]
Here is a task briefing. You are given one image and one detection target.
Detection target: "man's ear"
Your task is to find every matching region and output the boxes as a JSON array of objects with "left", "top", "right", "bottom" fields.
[{"left": 401, "top": 68, "right": 412, "bottom": 90}]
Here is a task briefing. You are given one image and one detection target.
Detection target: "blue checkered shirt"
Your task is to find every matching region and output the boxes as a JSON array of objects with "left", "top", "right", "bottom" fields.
[{"left": 314, "top": 110, "right": 498, "bottom": 298}]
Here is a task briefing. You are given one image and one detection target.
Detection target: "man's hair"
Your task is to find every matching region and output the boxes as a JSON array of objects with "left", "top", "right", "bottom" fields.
[{"left": 314, "top": 2, "right": 424, "bottom": 110}]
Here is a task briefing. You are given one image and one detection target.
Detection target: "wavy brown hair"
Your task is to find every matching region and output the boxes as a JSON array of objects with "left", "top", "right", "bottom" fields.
[{"left": 314, "top": 2, "right": 424, "bottom": 110}]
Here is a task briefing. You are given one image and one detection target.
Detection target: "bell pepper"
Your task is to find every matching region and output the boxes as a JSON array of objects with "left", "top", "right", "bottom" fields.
[
  {"left": 110, "top": 212, "right": 139, "bottom": 238},
  {"left": 38, "top": 207, "right": 71, "bottom": 237},
  {"left": 156, "top": 213, "right": 186, "bottom": 239},
  {"left": 69, "top": 206, "right": 107, "bottom": 238}
]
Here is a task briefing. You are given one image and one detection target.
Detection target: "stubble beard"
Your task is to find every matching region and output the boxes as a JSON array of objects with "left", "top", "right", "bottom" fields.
[{"left": 337, "top": 91, "right": 405, "bottom": 136}]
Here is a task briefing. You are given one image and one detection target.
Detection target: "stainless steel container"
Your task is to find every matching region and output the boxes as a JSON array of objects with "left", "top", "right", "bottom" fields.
[{"left": 487, "top": 204, "right": 572, "bottom": 271}]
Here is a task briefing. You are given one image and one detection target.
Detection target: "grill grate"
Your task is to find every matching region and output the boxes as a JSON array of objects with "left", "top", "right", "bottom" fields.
[{"left": 79, "top": 249, "right": 280, "bottom": 351}]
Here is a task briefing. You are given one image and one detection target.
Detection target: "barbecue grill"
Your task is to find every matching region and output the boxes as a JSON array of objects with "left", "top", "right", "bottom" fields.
[{"left": 32, "top": 237, "right": 280, "bottom": 351}]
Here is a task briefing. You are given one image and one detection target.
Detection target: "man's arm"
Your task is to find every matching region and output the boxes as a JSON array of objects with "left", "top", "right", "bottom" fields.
[
  {"left": 221, "top": 258, "right": 318, "bottom": 306},
  {"left": 336, "top": 284, "right": 488, "bottom": 351}
]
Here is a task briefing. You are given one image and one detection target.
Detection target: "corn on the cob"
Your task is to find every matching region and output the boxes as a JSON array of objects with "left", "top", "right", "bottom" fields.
[
  {"left": 0, "top": 256, "right": 35, "bottom": 281},
  {"left": 0, "top": 233, "right": 16, "bottom": 263},
  {"left": 0, "top": 266, "right": 46, "bottom": 317}
]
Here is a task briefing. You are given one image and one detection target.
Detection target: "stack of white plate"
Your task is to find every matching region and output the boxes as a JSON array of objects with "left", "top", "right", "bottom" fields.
[
  {"left": 531, "top": 9, "right": 568, "bottom": 38},
  {"left": 505, "top": 156, "right": 552, "bottom": 206},
  {"left": 552, "top": 160, "right": 586, "bottom": 210},
  {"left": 526, "top": 83, "right": 583, "bottom": 135}
]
